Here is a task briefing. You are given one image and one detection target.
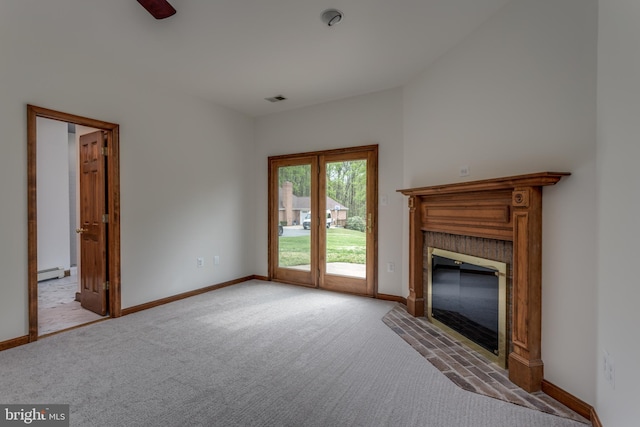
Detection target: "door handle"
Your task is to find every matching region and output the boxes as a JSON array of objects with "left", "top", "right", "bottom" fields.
[
  {"left": 367, "top": 213, "right": 372, "bottom": 233},
  {"left": 76, "top": 228, "right": 88, "bottom": 234}
]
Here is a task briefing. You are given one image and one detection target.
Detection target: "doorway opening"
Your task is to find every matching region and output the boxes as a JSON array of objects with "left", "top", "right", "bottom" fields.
[
  {"left": 268, "top": 145, "right": 378, "bottom": 296},
  {"left": 27, "top": 105, "right": 121, "bottom": 341}
]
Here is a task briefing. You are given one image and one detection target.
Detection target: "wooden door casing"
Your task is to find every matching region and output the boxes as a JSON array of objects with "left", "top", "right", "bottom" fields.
[{"left": 27, "top": 105, "right": 121, "bottom": 341}]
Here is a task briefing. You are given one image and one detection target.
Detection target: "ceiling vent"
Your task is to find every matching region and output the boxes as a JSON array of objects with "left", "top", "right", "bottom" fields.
[{"left": 265, "top": 95, "right": 287, "bottom": 103}]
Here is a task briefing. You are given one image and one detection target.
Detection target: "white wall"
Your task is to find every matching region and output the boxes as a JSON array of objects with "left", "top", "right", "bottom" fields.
[
  {"left": 120, "top": 100, "right": 255, "bottom": 307},
  {"left": 402, "top": 0, "right": 598, "bottom": 404},
  {"left": 36, "top": 117, "right": 71, "bottom": 272},
  {"left": 254, "top": 89, "right": 405, "bottom": 296},
  {"left": 597, "top": 1, "right": 640, "bottom": 425},
  {"left": 0, "top": 17, "right": 255, "bottom": 342}
]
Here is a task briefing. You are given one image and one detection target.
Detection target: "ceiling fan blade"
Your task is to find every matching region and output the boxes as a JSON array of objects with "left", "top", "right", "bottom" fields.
[{"left": 137, "top": 0, "right": 176, "bottom": 20}]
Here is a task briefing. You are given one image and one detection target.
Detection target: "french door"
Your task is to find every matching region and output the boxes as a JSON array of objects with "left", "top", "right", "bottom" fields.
[{"left": 268, "top": 145, "right": 377, "bottom": 296}]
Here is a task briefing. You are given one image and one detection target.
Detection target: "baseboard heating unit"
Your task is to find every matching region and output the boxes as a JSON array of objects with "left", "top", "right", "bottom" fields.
[{"left": 37, "top": 267, "right": 65, "bottom": 282}]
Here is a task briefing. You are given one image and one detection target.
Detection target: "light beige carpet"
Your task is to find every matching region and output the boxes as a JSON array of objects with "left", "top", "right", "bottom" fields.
[{"left": 3, "top": 280, "right": 586, "bottom": 427}]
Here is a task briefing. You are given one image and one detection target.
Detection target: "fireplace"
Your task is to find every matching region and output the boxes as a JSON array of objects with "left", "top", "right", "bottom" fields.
[
  {"left": 427, "top": 247, "right": 507, "bottom": 367},
  {"left": 398, "top": 172, "right": 570, "bottom": 392}
]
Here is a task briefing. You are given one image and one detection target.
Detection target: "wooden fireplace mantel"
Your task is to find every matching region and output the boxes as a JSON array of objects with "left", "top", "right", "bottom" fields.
[{"left": 397, "top": 172, "right": 569, "bottom": 392}]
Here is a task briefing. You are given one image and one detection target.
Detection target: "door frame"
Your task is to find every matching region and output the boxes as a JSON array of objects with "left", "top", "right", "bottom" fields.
[
  {"left": 27, "top": 105, "right": 122, "bottom": 341},
  {"left": 268, "top": 144, "right": 378, "bottom": 296}
]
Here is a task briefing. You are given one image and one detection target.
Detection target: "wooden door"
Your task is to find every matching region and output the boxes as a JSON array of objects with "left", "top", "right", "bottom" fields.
[
  {"left": 318, "top": 150, "right": 377, "bottom": 296},
  {"left": 78, "top": 131, "right": 108, "bottom": 315},
  {"left": 269, "top": 156, "right": 318, "bottom": 287}
]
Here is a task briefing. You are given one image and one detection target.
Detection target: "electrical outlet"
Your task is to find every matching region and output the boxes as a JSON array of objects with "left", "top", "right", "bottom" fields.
[
  {"left": 387, "top": 262, "right": 395, "bottom": 273},
  {"left": 214, "top": 256, "right": 220, "bottom": 265},
  {"left": 459, "top": 166, "right": 470, "bottom": 177},
  {"left": 197, "top": 257, "right": 204, "bottom": 268}
]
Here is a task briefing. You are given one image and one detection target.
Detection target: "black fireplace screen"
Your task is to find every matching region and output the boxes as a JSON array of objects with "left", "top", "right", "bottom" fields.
[{"left": 431, "top": 254, "right": 499, "bottom": 354}]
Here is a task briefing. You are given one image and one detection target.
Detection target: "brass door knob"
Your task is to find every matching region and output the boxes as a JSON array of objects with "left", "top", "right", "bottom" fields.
[{"left": 75, "top": 228, "right": 88, "bottom": 234}]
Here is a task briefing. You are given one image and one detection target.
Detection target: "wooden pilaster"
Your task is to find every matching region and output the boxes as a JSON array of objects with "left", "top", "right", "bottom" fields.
[
  {"left": 406, "top": 196, "right": 424, "bottom": 316},
  {"left": 509, "top": 186, "right": 544, "bottom": 391}
]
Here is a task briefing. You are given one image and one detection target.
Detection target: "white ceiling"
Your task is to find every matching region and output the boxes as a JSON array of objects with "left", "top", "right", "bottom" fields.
[{"left": 1, "top": 0, "right": 511, "bottom": 117}]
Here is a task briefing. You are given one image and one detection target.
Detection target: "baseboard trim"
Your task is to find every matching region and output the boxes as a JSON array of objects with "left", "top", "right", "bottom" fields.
[
  {"left": 541, "top": 379, "right": 596, "bottom": 424},
  {"left": 590, "top": 407, "right": 602, "bottom": 427},
  {"left": 376, "top": 293, "right": 407, "bottom": 304},
  {"left": 252, "top": 275, "right": 269, "bottom": 281},
  {"left": 0, "top": 335, "right": 29, "bottom": 351},
  {"left": 121, "top": 276, "right": 254, "bottom": 316}
]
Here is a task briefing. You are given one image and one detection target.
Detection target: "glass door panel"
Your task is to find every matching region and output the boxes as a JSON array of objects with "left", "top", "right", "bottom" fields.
[
  {"left": 277, "top": 164, "right": 311, "bottom": 271},
  {"left": 324, "top": 159, "right": 367, "bottom": 279},
  {"left": 270, "top": 156, "right": 317, "bottom": 287},
  {"left": 319, "top": 150, "right": 375, "bottom": 296}
]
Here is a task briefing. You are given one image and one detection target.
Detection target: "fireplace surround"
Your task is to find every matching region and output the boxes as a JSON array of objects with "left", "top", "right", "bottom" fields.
[{"left": 398, "top": 172, "right": 569, "bottom": 392}]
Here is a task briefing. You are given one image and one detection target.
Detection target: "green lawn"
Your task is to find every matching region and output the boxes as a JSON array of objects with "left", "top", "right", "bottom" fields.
[{"left": 278, "top": 227, "right": 366, "bottom": 267}]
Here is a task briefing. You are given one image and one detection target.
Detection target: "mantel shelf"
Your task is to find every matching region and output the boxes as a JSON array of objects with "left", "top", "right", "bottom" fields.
[{"left": 397, "top": 172, "right": 570, "bottom": 197}]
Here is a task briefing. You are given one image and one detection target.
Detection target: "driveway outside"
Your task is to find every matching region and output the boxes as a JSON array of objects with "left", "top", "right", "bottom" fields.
[{"left": 280, "top": 225, "right": 310, "bottom": 237}]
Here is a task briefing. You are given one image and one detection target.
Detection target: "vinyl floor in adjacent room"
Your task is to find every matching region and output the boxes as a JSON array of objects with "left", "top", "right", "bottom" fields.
[{"left": 38, "top": 274, "right": 106, "bottom": 336}]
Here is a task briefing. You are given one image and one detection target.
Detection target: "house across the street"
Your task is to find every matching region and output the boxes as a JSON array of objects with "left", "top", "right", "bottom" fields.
[{"left": 279, "top": 181, "right": 348, "bottom": 226}]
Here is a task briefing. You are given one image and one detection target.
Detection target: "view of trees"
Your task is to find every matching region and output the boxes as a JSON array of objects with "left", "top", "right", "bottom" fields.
[
  {"left": 326, "top": 160, "right": 367, "bottom": 218},
  {"left": 278, "top": 165, "right": 311, "bottom": 197},
  {"left": 278, "top": 161, "right": 367, "bottom": 219}
]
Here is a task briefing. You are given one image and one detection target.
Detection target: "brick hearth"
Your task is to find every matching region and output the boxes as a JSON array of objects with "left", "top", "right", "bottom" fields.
[{"left": 382, "top": 304, "right": 588, "bottom": 424}]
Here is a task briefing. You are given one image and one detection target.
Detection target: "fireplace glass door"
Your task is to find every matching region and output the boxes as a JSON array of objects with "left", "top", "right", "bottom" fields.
[{"left": 427, "top": 247, "right": 507, "bottom": 367}]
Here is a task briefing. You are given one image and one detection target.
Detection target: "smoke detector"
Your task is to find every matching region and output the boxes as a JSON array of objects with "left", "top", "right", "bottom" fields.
[{"left": 321, "top": 9, "right": 343, "bottom": 27}]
